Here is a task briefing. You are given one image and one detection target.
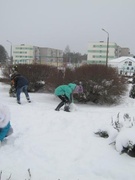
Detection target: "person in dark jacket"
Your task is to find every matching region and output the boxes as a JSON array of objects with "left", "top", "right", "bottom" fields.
[
  {"left": 12, "top": 75, "right": 31, "bottom": 104},
  {"left": 9, "top": 71, "right": 21, "bottom": 97},
  {"left": 54, "top": 83, "right": 83, "bottom": 112}
]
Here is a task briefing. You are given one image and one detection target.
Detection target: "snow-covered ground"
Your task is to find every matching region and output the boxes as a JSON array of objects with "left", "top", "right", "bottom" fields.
[{"left": 0, "top": 81, "right": 135, "bottom": 180}]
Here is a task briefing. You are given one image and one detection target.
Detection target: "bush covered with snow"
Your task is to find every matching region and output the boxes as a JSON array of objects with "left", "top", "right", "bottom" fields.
[{"left": 95, "top": 113, "right": 135, "bottom": 157}]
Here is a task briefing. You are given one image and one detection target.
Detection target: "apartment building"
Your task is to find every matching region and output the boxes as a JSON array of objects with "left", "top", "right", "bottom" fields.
[
  {"left": 87, "top": 41, "right": 121, "bottom": 65},
  {"left": 12, "top": 44, "right": 63, "bottom": 67},
  {"left": 39, "top": 47, "right": 63, "bottom": 67},
  {"left": 12, "top": 44, "right": 36, "bottom": 64},
  {"left": 119, "top": 48, "right": 130, "bottom": 57}
]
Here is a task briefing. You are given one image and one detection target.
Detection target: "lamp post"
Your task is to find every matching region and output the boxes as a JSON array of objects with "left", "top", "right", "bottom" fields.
[
  {"left": 102, "top": 28, "right": 109, "bottom": 67},
  {"left": 7, "top": 40, "right": 13, "bottom": 65}
]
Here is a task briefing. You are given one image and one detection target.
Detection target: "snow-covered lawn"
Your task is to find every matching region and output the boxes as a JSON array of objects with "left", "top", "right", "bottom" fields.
[{"left": 0, "top": 82, "right": 135, "bottom": 180}]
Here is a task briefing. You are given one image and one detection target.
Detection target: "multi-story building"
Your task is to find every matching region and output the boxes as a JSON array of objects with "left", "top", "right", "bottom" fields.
[
  {"left": 119, "top": 48, "right": 130, "bottom": 57},
  {"left": 39, "top": 47, "right": 63, "bottom": 67},
  {"left": 12, "top": 44, "right": 63, "bottom": 67},
  {"left": 12, "top": 44, "right": 36, "bottom": 64},
  {"left": 87, "top": 41, "right": 130, "bottom": 65}
]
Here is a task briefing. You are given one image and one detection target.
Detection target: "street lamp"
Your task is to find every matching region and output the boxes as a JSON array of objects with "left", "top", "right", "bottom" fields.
[
  {"left": 102, "top": 28, "right": 109, "bottom": 67},
  {"left": 7, "top": 40, "right": 13, "bottom": 65}
]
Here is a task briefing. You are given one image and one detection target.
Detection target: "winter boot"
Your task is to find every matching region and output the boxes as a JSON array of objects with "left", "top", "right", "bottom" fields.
[
  {"left": 55, "top": 102, "right": 64, "bottom": 111},
  {"left": 27, "top": 98, "right": 31, "bottom": 103},
  {"left": 64, "top": 104, "right": 70, "bottom": 112}
]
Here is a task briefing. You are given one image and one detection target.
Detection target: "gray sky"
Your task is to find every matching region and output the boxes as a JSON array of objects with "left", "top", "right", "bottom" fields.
[{"left": 1, "top": 0, "right": 135, "bottom": 56}]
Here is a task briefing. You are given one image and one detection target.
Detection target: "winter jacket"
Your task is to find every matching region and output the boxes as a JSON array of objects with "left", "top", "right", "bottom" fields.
[
  {"left": 54, "top": 83, "right": 76, "bottom": 100},
  {"left": 0, "top": 122, "right": 11, "bottom": 141},
  {"left": 10, "top": 72, "right": 20, "bottom": 81},
  {"left": 14, "top": 75, "right": 29, "bottom": 89},
  {"left": 0, "top": 105, "right": 11, "bottom": 141}
]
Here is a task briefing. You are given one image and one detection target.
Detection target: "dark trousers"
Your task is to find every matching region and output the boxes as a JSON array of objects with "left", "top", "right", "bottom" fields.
[
  {"left": 16, "top": 85, "right": 30, "bottom": 102},
  {"left": 58, "top": 95, "right": 69, "bottom": 103},
  {"left": 55, "top": 95, "right": 69, "bottom": 111}
]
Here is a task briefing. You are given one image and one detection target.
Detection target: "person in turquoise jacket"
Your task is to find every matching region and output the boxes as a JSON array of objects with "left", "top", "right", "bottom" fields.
[
  {"left": 54, "top": 83, "right": 83, "bottom": 112},
  {"left": 0, "top": 104, "right": 13, "bottom": 146}
]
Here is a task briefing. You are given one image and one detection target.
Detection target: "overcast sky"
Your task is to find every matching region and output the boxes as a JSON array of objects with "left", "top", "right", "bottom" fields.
[{"left": 1, "top": 0, "right": 135, "bottom": 56}]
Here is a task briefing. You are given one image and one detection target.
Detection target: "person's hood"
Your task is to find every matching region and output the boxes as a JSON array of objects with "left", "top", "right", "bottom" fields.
[{"left": 68, "top": 83, "right": 76, "bottom": 91}]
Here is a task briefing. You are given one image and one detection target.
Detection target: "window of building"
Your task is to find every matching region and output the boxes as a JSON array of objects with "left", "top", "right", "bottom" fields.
[{"left": 128, "top": 61, "right": 132, "bottom": 66}]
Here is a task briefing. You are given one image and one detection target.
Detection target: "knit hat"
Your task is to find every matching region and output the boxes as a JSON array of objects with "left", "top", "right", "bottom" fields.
[{"left": 73, "top": 85, "right": 83, "bottom": 94}]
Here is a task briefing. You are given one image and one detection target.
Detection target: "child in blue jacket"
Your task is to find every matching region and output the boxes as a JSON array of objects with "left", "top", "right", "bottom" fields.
[{"left": 0, "top": 104, "right": 13, "bottom": 146}]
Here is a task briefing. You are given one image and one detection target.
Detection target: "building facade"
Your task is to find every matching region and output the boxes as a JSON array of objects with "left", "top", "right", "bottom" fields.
[
  {"left": 39, "top": 47, "right": 63, "bottom": 67},
  {"left": 12, "top": 44, "right": 63, "bottom": 67},
  {"left": 87, "top": 41, "right": 130, "bottom": 65},
  {"left": 12, "top": 44, "right": 36, "bottom": 64},
  {"left": 119, "top": 48, "right": 130, "bottom": 57},
  {"left": 108, "top": 57, "right": 135, "bottom": 75}
]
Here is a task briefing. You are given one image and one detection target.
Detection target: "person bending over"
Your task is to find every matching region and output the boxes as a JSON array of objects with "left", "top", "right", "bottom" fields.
[{"left": 54, "top": 83, "right": 83, "bottom": 112}]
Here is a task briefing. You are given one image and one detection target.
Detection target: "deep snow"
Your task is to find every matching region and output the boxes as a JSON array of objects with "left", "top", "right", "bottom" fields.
[{"left": 0, "top": 80, "right": 135, "bottom": 180}]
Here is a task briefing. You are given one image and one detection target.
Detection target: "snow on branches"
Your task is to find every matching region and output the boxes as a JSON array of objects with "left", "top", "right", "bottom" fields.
[{"left": 94, "top": 113, "right": 135, "bottom": 157}]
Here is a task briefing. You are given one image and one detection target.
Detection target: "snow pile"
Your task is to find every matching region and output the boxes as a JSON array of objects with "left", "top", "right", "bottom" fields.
[{"left": 95, "top": 112, "right": 135, "bottom": 155}]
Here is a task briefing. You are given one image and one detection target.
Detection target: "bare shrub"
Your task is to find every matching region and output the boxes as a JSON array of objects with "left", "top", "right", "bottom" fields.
[
  {"left": 2, "top": 64, "right": 127, "bottom": 104},
  {"left": 2, "top": 64, "right": 58, "bottom": 92},
  {"left": 73, "top": 64, "right": 127, "bottom": 104}
]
